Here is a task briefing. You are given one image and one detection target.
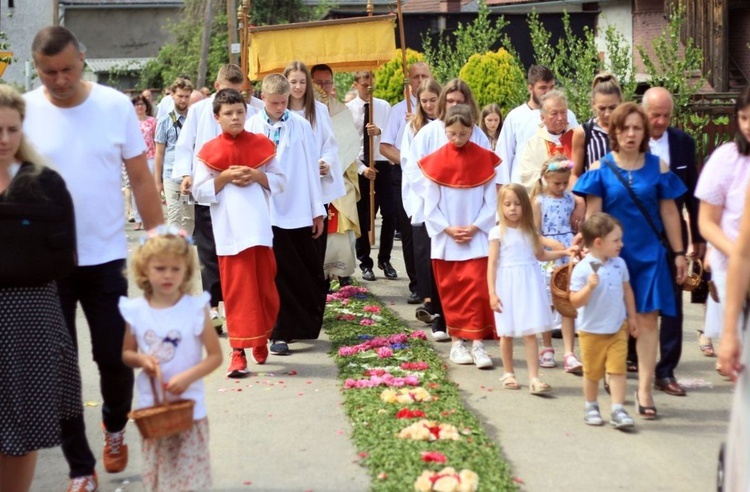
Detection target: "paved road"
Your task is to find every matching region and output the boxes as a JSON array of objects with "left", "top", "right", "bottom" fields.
[
  {"left": 364, "top": 236, "right": 732, "bottom": 492},
  {"left": 32, "top": 224, "right": 731, "bottom": 491}
]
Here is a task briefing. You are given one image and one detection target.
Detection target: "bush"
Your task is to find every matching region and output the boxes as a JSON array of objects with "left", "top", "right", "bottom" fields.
[
  {"left": 422, "top": 0, "right": 508, "bottom": 84},
  {"left": 458, "top": 49, "right": 526, "bottom": 114},
  {"left": 373, "top": 49, "right": 424, "bottom": 105}
]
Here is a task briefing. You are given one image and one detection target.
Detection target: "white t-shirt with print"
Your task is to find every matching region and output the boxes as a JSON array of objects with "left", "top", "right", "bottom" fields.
[
  {"left": 24, "top": 83, "right": 147, "bottom": 266},
  {"left": 119, "top": 292, "right": 210, "bottom": 420},
  {"left": 570, "top": 255, "right": 629, "bottom": 335}
]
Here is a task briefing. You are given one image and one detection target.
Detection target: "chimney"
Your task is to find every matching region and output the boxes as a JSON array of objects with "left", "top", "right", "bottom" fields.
[{"left": 440, "top": 0, "right": 460, "bottom": 13}]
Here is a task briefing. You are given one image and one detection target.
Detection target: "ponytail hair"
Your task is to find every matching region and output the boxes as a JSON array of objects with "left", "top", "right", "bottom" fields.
[
  {"left": 529, "top": 154, "right": 573, "bottom": 201},
  {"left": 591, "top": 72, "right": 622, "bottom": 101}
]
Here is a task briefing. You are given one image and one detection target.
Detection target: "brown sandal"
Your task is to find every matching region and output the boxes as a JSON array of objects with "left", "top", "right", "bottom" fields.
[{"left": 697, "top": 330, "right": 716, "bottom": 357}]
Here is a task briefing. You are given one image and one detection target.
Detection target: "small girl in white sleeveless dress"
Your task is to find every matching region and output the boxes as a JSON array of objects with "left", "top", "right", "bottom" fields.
[{"left": 121, "top": 226, "right": 222, "bottom": 492}]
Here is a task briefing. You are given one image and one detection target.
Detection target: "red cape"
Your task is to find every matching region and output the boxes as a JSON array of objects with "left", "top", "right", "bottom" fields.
[
  {"left": 418, "top": 141, "right": 500, "bottom": 188},
  {"left": 197, "top": 130, "right": 276, "bottom": 171}
]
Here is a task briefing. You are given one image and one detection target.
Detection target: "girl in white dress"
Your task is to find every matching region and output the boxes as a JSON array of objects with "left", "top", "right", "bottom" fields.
[
  {"left": 487, "top": 184, "right": 576, "bottom": 394},
  {"left": 121, "top": 227, "right": 222, "bottom": 492}
]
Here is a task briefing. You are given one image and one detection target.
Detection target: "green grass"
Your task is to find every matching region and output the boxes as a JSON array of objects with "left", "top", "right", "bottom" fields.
[{"left": 324, "top": 287, "right": 517, "bottom": 491}]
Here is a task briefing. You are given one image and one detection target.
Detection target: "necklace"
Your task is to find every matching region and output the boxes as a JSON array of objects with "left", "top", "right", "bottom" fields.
[{"left": 615, "top": 154, "right": 641, "bottom": 185}]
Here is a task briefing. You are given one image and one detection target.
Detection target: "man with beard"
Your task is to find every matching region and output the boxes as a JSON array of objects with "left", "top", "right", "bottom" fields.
[
  {"left": 497, "top": 65, "right": 578, "bottom": 186},
  {"left": 155, "top": 76, "right": 195, "bottom": 234}
]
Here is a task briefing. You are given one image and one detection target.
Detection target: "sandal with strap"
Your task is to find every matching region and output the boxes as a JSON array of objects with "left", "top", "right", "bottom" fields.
[
  {"left": 563, "top": 353, "right": 584, "bottom": 374},
  {"left": 634, "top": 391, "right": 657, "bottom": 420},
  {"left": 538, "top": 347, "right": 556, "bottom": 368},
  {"left": 500, "top": 372, "right": 520, "bottom": 390},
  {"left": 584, "top": 405, "right": 604, "bottom": 426},
  {"left": 697, "top": 330, "right": 716, "bottom": 357},
  {"left": 529, "top": 378, "right": 552, "bottom": 395}
]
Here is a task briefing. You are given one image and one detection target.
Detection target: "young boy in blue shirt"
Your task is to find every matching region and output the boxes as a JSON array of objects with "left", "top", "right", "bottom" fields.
[{"left": 570, "top": 213, "right": 639, "bottom": 429}]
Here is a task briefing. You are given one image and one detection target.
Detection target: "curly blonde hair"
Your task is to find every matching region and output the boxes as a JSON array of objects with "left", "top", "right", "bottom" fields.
[{"left": 131, "top": 233, "right": 196, "bottom": 298}]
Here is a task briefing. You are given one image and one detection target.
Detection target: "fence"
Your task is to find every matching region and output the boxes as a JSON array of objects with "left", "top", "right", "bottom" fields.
[{"left": 681, "top": 92, "right": 738, "bottom": 166}]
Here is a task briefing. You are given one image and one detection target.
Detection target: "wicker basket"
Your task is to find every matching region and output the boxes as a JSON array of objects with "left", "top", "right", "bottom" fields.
[
  {"left": 550, "top": 256, "right": 578, "bottom": 319},
  {"left": 682, "top": 258, "right": 704, "bottom": 292},
  {"left": 129, "top": 365, "right": 194, "bottom": 440}
]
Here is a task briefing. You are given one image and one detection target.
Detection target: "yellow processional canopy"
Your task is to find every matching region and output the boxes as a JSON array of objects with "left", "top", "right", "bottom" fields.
[{"left": 247, "top": 15, "right": 397, "bottom": 80}]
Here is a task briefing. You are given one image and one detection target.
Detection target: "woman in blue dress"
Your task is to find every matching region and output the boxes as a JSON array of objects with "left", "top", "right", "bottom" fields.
[{"left": 573, "top": 102, "right": 687, "bottom": 419}]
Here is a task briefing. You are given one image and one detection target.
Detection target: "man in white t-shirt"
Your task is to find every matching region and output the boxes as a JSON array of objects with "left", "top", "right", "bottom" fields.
[
  {"left": 496, "top": 65, "right": 579, "bottom": 185},
  {"left": 24, "top": 26, "right": 163, "bottom": 490}
]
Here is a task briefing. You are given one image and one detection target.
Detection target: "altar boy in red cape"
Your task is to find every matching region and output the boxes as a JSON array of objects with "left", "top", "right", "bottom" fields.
[
  {"left": 193, "top": 88, "right": 286, "bottom": 377},
  {"left": 418, "top": 104, "right": 500, "bottom": 369}
]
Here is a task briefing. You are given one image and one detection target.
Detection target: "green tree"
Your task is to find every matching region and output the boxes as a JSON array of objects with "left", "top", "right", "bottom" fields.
[
  {"left": 458, "top": 48, "right": 526, "bottom": 114},
  {"left": 602, "top": 23, "right": 637, "bottom": 103},
  {"left": 527, "top": 9, "right": 599, "bottom": 120},
  {"left": 635, "top": 2, "right": 705, "bottom": 128},
  {"left": 373, "top": 49, "right": 424, "bottom": 105},
  {"left": 0, "top": 31, "right": 17, "bottom": 85},
  {"left": 140, "top": 0, "right": 323, "bottom": 90},
  {"left": 421, "top": 0, "right": 510, "bottom": 84}
]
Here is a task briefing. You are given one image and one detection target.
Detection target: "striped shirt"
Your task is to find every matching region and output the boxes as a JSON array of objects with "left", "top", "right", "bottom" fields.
[{"left": 583, "top": 118, "right": 610, "bottom": 171}]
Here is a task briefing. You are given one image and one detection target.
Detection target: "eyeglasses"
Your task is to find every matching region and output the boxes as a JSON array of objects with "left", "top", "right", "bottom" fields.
[
  {"left": 134, "top": 102, "right": 146, "bottom": 107},
  {"left": 314, "top": 80, "right": 334, "bottom": 88}
]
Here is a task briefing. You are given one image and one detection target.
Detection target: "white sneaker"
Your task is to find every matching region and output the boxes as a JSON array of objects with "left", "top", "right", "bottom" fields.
[
  {"left": 471, "top": 344, "right": 493, "bottom": 369},
  {"left": 431, "top": 324, "right": 450, "bottom": 342},
  {"left": 449, "top": 341, "right": 473, "bottom": 365}
]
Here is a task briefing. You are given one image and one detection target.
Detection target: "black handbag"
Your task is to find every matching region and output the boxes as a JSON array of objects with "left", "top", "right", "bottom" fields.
[{"left": 0, "top": 165, "right": 77, "bottom": 287}]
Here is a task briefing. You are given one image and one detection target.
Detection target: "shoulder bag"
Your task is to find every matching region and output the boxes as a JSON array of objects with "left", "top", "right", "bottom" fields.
[{"left": 600, "top": 154, "right": 671, "bottom": 251}]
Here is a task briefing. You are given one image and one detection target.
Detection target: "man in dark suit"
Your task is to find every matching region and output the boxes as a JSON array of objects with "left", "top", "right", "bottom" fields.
[{"left": 642, "top": 86, "right": 705, "bottom": 396}]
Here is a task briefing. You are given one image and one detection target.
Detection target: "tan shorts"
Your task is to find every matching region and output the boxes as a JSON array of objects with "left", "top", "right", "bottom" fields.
[{"left": 578, "top": 323, "right": 628, "bottom": 381}]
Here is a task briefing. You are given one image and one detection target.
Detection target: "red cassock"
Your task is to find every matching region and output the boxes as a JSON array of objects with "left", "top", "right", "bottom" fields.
[
  {"left": 198, "top": 130, "right": 280, "bottom": 349},
  {"left": 419, "top": 142, "right": 499, "bottom": 341}
]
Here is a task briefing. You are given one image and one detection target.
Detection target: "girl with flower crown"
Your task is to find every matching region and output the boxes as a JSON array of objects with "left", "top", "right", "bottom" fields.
[
  {"left": 531, "top": 154, "right": 584, "bottom": 373},
  {"left": 120, "top": 226, "right": 222, "bottom": 491}
]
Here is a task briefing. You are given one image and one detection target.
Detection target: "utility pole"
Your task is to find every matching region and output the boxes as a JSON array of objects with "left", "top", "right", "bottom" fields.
[{"left": 196, "top": 0, "right": 214, "bottom": 88}]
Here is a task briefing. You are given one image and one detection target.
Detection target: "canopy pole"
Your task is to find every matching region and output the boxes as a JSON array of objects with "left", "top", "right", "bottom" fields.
[
  {"left": 367, "top": 0, "right": 376, "bottom": 246},
  {"left": 396, "top": 0, "right": 411, "bottom": 114},
  {"left": 239, "top": 0, "right": 252, "bottom": 100}
]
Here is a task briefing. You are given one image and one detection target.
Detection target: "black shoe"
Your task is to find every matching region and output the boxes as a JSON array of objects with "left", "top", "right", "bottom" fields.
[
  {"left": 550, "top": 328, "right": 563, "bottom": 339},
  {"left": 361, "top": 268, "right": 376, "bottom": 281},
  {"left": 415, "top": 302, "right": 435, "bottom": 323},
  {"left": 378, "top": 261, "right": 398, "bottom": 279},
  {"left": 430, "top": 318, "right": 450, "bottom": 341},
  {"left": 269, "top": 340, "right": 291, "bottom": 355},
  {"left": 407, "top": 291, "right": 423, "bottom": 304},
  {"left": 338, "top": 276, "right": 352, "bottom": 287},
  {"left": 394, "top": 230, "right": 403, "bottom": 241}
]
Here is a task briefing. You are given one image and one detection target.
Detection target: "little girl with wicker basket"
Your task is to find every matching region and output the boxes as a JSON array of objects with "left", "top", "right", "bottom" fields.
[
  {"left": 531, "top": 155, "right": 585, "bottom": 374},
  {"left": 120, "top": 226, "right": 222, "bottom": 491}
]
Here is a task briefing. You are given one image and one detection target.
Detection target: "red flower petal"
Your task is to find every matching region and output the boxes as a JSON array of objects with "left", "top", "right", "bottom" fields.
[{"left": 421, "top": 451, "right": 447, "bottom": 463}]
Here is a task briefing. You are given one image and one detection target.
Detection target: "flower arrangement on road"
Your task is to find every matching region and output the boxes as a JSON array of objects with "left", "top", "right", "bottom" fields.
[{"left": 324, "top": 283, "right": 516, "bottom": 491}]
